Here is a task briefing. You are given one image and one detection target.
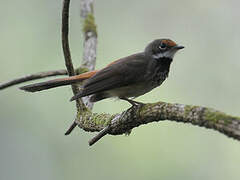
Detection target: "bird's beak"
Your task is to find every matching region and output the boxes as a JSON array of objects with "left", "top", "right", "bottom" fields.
[{"left": 174, "top": 45, "right": 184, "bottom": 50}]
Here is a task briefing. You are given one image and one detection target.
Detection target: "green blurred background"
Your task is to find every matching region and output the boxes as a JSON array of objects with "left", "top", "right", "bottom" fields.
[{"left": 1, "top": 0, "right": 240, "bottom": 179}]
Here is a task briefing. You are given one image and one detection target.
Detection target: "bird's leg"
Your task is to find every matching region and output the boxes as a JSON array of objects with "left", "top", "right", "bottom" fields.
[{"left": 120, "top": 97, "right": 145, "bottom": 106}]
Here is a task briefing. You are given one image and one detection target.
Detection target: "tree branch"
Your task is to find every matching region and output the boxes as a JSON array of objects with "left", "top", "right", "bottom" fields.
[
  {"left": 74, "top": 102, "right": 240, "bottom": 146},
  {"left": 80, "top": 0, "right": 97, "bottom": 109},
  {"left": 0, "top": 70, "right": 67, "bottom": 90},
  {"left": 62, "top": 0, "right": 98, "bottom": 135},
  {"left": 75, "top": 0, "right": 236, "bottom": 145},
  {"left": 62, "top": 0, "right": 86, "bottom": 113},
  {"left": 88, "top": 125, "right": 111, "bottom": 146},
  {"left": 2, "top": 0, "right": 239, "bottom": 147},
  {"left": 62, "top": 0, "right": 75, "bottom": 77},
  {"left": 61, "top": 0, "right": 88, "bottom": 135}
]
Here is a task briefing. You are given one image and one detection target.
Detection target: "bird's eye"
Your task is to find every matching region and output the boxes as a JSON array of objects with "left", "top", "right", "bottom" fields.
[{"left": 159, "top": 43, "right": 167, "bottom": 50}]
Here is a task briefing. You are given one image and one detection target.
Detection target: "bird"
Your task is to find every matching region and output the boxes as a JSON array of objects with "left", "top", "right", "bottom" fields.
[{"left": 20, "top": 39, "right": 184, "bottom": 105}]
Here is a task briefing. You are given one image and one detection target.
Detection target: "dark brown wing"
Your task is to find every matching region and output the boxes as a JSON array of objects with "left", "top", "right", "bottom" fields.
[{"left": 70, "top": 53, "right": 148, "bottom": 101}]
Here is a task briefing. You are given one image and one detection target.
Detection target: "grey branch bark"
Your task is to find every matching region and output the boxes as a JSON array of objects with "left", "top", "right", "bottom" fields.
[
  {"left": 1, "top": 0, "right": 239, "bottom": 146},
  {"left": 63, "top": 0, "right": 97, "bottom": 135},
  {"left": 80, "top": 0, "right": 97, "bottom": 109},
  {"left": 67, "top": 0, "right": 240, "bottom": 146},
  {"left": 0, "top": 70, "right": 67, "bottom": 90},
  {"left": 75, "top": 102, "right": 240, "bottom": 145}
]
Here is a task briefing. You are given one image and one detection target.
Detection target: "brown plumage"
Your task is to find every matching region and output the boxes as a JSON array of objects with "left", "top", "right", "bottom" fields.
[{"left": 20, "top": 39, "right": 184, "bottom": 104}]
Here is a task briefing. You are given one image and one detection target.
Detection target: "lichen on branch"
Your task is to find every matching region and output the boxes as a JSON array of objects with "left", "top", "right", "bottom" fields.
[
  {"left": 75, "top": 101, "right": 240, "bottom": 141},
  {"left": 83, "top": 13, "right": 97, "bottom": 37}
]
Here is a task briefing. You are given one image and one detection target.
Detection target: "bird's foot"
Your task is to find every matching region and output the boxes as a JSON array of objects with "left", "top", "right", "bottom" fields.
[{"left": 120, "top": 97, "right": 145, "bottom": 106}]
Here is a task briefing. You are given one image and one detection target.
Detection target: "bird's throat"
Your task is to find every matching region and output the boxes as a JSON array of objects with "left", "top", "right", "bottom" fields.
[
  {"left": 150, "top": 57, "right": 172, "bottom": 86},
  {"left": 154, "top": 57, "right": 172, "bottom": 71}
]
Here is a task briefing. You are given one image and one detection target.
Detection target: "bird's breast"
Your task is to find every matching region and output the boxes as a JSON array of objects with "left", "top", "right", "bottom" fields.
[
  {"left": 151, "top": 69, "right": 169, "bottom": 87},
  {"left": 149, "top": 58, "right": 171, "bottom": 87}
]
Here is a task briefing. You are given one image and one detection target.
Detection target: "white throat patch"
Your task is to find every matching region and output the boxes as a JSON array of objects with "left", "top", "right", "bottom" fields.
[{"left": 152, "top": 49, "right": 177, "bottom": 59}]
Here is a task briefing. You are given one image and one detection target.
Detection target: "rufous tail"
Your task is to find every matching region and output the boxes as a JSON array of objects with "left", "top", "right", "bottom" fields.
[{"left": 20, "top": 70, "right": 97, "bottom": 92}]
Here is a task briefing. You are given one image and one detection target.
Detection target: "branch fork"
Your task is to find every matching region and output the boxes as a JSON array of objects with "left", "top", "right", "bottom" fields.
[{"left": 1, "top": 0, "right": 239, "bottom": 146}]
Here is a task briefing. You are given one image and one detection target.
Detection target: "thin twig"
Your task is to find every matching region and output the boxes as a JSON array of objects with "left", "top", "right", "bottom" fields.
[
  {"left": 88, "top": 125, "right": 111, "bottom": 146},
  {"left": 65, "top": 0, "right": 98, "bottom": 135},
  {"left": 62, "top": 0, "right": 87, "bottom": 135},
  {"left": 88, "top": 113, "right": 122, "bottom": 145},
  {"left": 65, "top": 121, "right": 79, "bottom": 135},
  {"left": 0, "top": 70, "right": 67, "bottom": 90},
  {"left": 62, "top": 0, "right": 75, "bottom": 77},
  {"left": 64, "top": 123, "right": 78, "bottom": 136},
  {"left": 62, "top": 0, "right": 86, "bottom": 112}
]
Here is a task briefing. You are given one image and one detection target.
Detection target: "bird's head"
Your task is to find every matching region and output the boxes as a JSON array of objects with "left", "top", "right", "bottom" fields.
[{"left": 145, "top": 39, "right": 184, "bottom": 60}]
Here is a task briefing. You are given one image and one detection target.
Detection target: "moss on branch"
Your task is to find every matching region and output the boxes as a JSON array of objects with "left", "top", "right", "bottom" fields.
[
  {"left": 75, "top": 67, "right": 89, "bottom": 75},
  {"left": 83, "top": 13, "right": 97, "bottom": 36},
  {"left": 75, "top": 101, "right": 240, "bottom": 141}
]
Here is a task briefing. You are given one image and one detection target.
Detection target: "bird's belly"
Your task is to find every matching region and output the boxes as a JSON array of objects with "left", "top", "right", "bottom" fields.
[{"left": 105, "top": 83, "right": 155, "bottom": 98}]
